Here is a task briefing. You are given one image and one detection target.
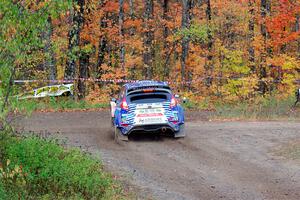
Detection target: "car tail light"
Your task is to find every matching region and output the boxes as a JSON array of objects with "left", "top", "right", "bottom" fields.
[
  {"left": 143, "top": 88, "right": 154, "bottom": 93},
  {"left": 170, "top": 96, "right": 177, "bottom": 108},
  {"left": 120, "top": 98, "right": 129, "bottom": 110},
  {"left": 121, "top": 123, "right": 129, "bottom": 127}
]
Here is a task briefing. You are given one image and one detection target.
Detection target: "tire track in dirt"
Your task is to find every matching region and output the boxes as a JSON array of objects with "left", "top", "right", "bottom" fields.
[{"left": 15, "top": 111, "right": 300, "bottom": 200}]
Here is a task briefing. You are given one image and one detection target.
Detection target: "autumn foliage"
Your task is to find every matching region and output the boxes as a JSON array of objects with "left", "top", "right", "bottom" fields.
[{"left": 0, "top": 0, "right": 299, "bottom": 105}]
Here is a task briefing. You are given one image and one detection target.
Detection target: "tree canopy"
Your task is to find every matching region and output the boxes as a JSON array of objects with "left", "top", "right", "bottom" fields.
[{"left": 0, "top": 0, "right": 299, "bottom": 103}]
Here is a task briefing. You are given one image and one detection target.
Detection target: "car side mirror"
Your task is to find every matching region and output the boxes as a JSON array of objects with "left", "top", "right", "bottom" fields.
[{"left": 111, "top": 98, "right": 117, "bottom": 103}]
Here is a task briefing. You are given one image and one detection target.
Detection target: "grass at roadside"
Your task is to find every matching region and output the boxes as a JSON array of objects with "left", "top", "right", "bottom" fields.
[
  {"left": 212, "top": 95, "right": 299, "bottom": 120},
  {"left": 181, "top": 95, "right": 299, "bottom": 120},
  {"left": 12, "top": 97, "right": 109, "bottom": 114},
  {"left": 0, "top": 130, "right": 129, "bottom": 200},
  {"left": 10, "top": 94, "right": 300, "bottom": 121}
]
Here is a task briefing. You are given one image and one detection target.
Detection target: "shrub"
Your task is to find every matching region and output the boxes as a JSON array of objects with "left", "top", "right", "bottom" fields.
[
  {"left": 0, "top": 180, "right": 7, "bottom": 200},
  {"left": 1, "top": 135, "right": 122, "bottom": 199}
]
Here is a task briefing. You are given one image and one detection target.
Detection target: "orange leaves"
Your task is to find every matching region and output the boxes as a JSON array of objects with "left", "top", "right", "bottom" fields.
[
  {"left": 125, "top": 56, "right": 143, "bottom": 69},
  {"left": 124, "top": 19, "right": 142, "bottom": 29},
  {"left": 103, "top": 1, "right": 119, "bottom": 13},
  {"left": 265, "top": 0, "right": 300, "bottom": 50}
]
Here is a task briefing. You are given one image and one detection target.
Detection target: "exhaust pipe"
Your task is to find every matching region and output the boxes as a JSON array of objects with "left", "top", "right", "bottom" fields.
[{"left": 162, "top": 127, "right": 167, "bottom": 133}]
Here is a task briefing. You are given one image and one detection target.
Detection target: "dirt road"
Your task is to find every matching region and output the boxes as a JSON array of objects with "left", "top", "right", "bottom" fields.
[{"left": 15, "top": 111, "right": 300, "bottom": 200}]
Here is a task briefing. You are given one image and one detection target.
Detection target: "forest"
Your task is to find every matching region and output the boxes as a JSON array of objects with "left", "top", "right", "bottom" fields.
[
  {"left": 0, "top": 0, "right": 300, "bottom": 106},
  {"left": 1, "top": 1, "right": 300, "bottom": 199}
]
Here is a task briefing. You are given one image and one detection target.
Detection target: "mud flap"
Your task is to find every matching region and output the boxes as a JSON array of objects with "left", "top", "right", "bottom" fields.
[
  {"left": 114, "top": 126, "right": 129, "bottom": 143},
  {"left": 111, "top": 117, "right": 115, "bottom": 127},
  {"left": 174, "top": 124, "right": 186, "bottom": 138}
]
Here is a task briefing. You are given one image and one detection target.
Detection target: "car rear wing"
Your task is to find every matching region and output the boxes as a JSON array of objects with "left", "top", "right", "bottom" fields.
[
  {"left": 127, "top": 88, "right": 172, "bottom": 96},
  {"left": 127, "top": 85, "right": 170, "bottom": 93}
]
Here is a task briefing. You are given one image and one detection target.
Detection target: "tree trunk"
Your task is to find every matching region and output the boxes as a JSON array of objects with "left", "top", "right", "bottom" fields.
[
  {"left": 162, "top": 0, "right": 170, "bottom": 79},
  {"left": 128, "top": 0, "right": 137, "bottom": 79},
  {"left": 65, "top": 0, "right": 85, "bottom": 80},
  {"left": 143, "top": 0, "right": 154, "bottom": 79},
  {"left": 296, "top": 14, "right": 300, "bottom": 59},
  {"left": 44, "top": 16, "right": 56, "bottom": 83},
  {"left": 259, "top": 0, "right": 270, "bottom": 94},
  {"left": 205, "top": 0, "right": 213, "bottom": 87},
  {"left": 78, "top": 0, "right": 90, "bottom": 100},
  {"left": 78, "top": 42, "right": 89, "bottom": 99},
  {"left": 119, "top": 0, "right": 125, "bottom": 73},
  {"left": 181, "top": 0, "right": 193, "bottom": 86},
  {"left": 129, "top": 0, "right": 135, "bottom": 19},
  {"left": 97, "top": 37, "right": 107, "bottom": 74},
  {"left": 97, "top": 0, "right": 108, "bottom": 77},
  {"left": 248, "top": 0, "right": 255, "bottom": 72},
  {"left": 129, "top": 0, "right": 136, "bottom": 36},
  {"left": 1, "top": 66, "right": 16, "bottom": 113}
]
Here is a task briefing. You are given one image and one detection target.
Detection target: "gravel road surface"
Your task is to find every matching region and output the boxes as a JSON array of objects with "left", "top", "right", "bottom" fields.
[{"left": 15, "top": 111, "right": 300, "bottom": 200}]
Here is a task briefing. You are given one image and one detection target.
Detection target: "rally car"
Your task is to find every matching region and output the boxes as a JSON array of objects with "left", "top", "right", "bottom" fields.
[{"left": 110, "top": 80, "right": 185, "bottom": 142}]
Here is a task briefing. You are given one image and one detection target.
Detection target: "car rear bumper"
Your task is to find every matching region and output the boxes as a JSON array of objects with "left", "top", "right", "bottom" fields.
[{"left": 121, "top": 122, "right": 181, "bottom": 135}]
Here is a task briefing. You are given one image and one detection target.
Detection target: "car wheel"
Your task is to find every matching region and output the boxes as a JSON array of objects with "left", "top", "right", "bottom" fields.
[
  {"left": 174, "top": 124, "right": 186, "bottom": 138},
  {"left": 111, "top": 117, "right": 115, "bottom": 127},
  {"left": 114, "top": 126, "right": 128, "bottom": 144}
]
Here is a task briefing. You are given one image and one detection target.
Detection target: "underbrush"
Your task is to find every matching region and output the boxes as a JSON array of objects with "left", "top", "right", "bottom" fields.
[
  {"left": 0, "top": 131, "right": 126, "bottom": 200},
  {"left": 9, "top": 93, "right": 300, "bottom": 121},
  {"left": 214, "top": 95, "right": 299, "bottom": 120},
  {"left": 13, "top": 97, "right": 109, "bottom": 114},
  {"left": 0, "top": 180, "right": 6, "bottom": 200},
  {"left": 181, "top": 95, "right": 299, "bottom": 120},
  {"left": 182, "top": 98, "right": 212, "bottom": 110}
]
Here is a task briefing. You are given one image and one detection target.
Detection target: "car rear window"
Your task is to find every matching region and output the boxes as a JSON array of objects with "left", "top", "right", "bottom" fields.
[{"left": 129, "top": 94, "right": 169, "bottom": 104}]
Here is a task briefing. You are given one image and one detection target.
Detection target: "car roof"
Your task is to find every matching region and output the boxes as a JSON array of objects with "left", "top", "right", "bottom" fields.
[{"left": 124, "top": 80, "right": 170, "bottom": 91}]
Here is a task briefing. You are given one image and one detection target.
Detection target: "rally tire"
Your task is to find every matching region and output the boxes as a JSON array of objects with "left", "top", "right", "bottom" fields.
[
  {"left": 114, "top": 127, "right": 128, "bottom": 144},
  {"left": 111, "top": 117, "right": 115, "bottom": 127}
]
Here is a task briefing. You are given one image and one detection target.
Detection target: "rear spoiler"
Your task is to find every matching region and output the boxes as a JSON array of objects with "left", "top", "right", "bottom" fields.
[
  {"left": 127, "top": 85, "right": 170, "bottom": 93},
  {"left": 127, "top": 88, "right": 171, "bottom": 96}
]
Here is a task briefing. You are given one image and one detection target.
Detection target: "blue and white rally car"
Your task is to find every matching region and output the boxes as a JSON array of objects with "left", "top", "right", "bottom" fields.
[{"left": 110, "top": 80, "right": 185, "bottom": 141}]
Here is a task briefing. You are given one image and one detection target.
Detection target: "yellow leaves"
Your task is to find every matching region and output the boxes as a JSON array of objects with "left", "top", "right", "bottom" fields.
[
  {"left": 266, "top": 54, "right": 299, "bottom": 95},
  {"left": 282, "top": 57, "right": 299, "bottom": 71},
  {"left": 253, "top": 34, "right": 265, "bottom": 54},
  {"left": 221, "top": 76, "right": 258, "bottom": 102},
  {"left": 268, "top": 54, "right": 299, "bottom": 71},
  {"left": 281, "top": 74, "right": 297, "bottom": 96},
  {"left": 0, "top": 159, "right": 27, "bottom": 186}
]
